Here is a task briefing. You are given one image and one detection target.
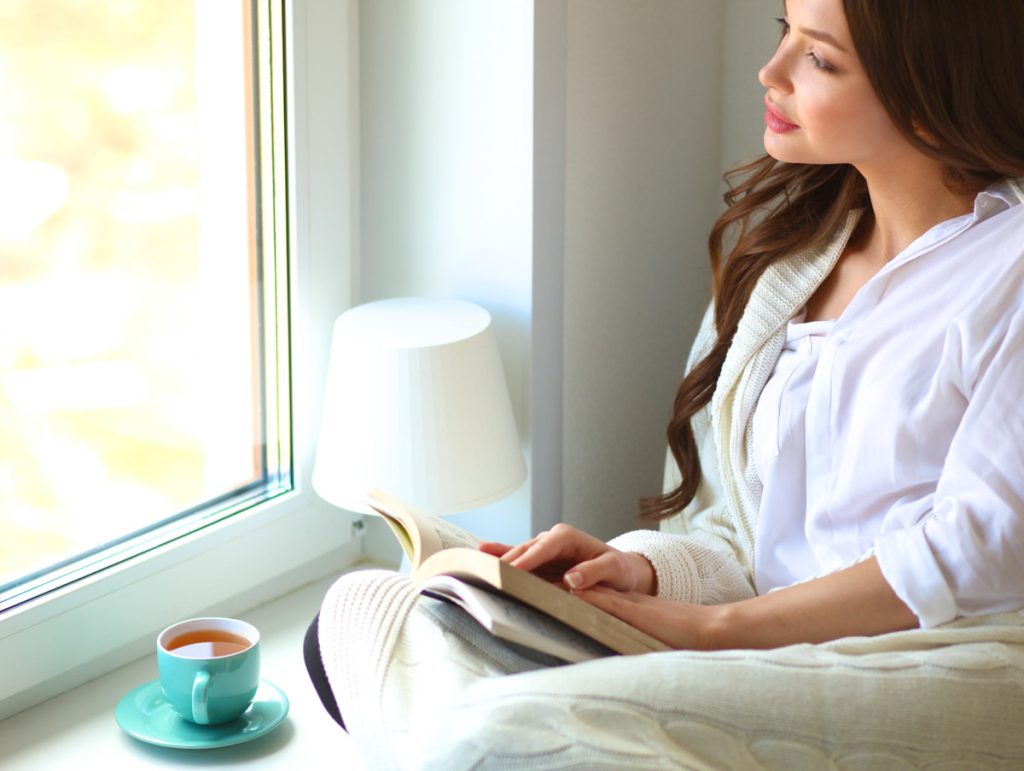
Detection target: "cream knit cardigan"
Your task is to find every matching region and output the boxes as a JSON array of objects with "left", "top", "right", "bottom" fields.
[
  {"left": 606, "top": 208, "right": 865, "bottom": 605},
  {"left": 319, "top": 190, "right": 1024, "bottom": 769}
]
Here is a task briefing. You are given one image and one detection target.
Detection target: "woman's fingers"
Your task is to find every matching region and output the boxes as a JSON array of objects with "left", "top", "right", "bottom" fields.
[
  {"left": 577, "top": 587, "right": 714, "bottom": 650},
  {"left": 575, "top": 586, "right": 649, "bottom": 624},
  {"left": 488, "top": 524, "right": 631, "bottom": 589},
  {"left": 496, "top": 534, "right": 544, "bottom": 564},
  {"left": 507, "top": 533, "right": 571, "bottom": 573},
  {"left": 564, "top": 550, "right": 633, "bottom": 592},
  {"left": 478, "top": 541, "right": 513, "bottom": 557},
  {"left": 574, "top": 586, "right": 676, "bottom": 645},
  {"left": 483, "top": 538, "right": 573, "bottom": 584}
]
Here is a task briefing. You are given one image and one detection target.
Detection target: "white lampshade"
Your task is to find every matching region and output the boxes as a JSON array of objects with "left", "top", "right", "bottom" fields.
[{"left": 312, "top": 297, "right": 526, "bottom": 515}]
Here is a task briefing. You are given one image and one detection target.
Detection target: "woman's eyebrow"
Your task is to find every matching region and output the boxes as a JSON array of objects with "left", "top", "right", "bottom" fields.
[{"left": 798, "top": 25, "right": 849, "bottom": 53}]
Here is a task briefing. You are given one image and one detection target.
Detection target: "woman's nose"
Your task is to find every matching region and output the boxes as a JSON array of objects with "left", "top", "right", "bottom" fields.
[{"left": 758, "top": 47, "right": 790, "bottom": 93}]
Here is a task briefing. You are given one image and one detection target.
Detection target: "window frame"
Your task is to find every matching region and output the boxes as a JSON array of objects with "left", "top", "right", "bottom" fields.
[{"left": 0, "top": 0, "right": 362, "bottom": 721}]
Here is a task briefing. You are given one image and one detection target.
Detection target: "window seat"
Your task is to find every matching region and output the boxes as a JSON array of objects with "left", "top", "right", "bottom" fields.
[{"left": 0, "top": 571, "right": 369, "bottom": 769}]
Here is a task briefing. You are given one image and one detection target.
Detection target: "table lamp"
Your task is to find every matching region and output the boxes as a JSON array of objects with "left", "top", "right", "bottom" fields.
[{"left": 312, "top": 297, "right": 526, "bottom": 516}]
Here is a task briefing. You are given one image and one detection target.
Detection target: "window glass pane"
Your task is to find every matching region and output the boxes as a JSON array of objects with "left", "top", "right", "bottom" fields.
[{"left": 0, "top": 0, "right": 288, "bottom": 604}]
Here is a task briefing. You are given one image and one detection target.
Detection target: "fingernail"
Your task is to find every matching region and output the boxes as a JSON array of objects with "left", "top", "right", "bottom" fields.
[{"left": 565, "top": 572, "right": 582, "bottom": 590}]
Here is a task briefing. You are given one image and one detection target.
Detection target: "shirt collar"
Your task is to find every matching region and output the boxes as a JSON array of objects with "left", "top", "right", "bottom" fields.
[{"left": 972, "top": 178, "right": 1022, "bottom": 222}]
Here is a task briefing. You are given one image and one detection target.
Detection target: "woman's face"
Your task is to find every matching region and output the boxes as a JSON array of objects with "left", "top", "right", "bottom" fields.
[{"left": 758, "top": 0, "right": 913, "bottom": 171}]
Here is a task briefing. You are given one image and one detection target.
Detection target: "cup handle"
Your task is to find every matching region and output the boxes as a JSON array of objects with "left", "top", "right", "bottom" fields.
[{"left": 191, "top": 670, "right": 212, "bottom": 725}]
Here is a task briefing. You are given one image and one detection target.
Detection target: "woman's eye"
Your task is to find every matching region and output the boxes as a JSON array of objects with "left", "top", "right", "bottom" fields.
[
  {"left": 806, "top": 51, "right": 835, "bottom": 73},
  {"left": 775, "top": 15, "right": 836, "bottom": 73}
]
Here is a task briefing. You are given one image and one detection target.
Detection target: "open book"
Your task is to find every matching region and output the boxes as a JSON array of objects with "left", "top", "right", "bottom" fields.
[{"left": 365, "top": 489, "right": 671, "bottom": 663}]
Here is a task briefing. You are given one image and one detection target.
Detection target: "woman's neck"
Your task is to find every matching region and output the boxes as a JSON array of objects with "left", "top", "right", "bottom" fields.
[{"left": 856, "top": 159, "right": 978, "bottom": 266}]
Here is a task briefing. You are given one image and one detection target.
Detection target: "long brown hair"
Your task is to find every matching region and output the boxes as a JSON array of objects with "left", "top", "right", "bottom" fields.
[{"left": 640, "top": 0, "right": 1024, "bottom": 522}]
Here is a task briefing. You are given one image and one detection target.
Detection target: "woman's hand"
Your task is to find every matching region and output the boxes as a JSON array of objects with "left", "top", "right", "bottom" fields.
[
  {"left": 574, "top": 587, "right": 720, "bottom": 650},
  {"left": 478, "top": 523, "right": 656, "bottom": 595}
]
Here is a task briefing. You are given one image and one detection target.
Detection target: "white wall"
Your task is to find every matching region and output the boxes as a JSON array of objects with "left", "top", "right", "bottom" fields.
[
  {"left": 722, "top": 0, "right": 780, "bottom": 172},
  {"left": 356, "top": 0, "right": 781, "bottom": 550},
  {"left": 358, "top": 0, "right": 534, "bottom": 546},
  {"left": 556, "top": 0, "right": 780, "bottom": 538},
  {"left": 556, "top": 0, "right": 723, "bottom": 538}
]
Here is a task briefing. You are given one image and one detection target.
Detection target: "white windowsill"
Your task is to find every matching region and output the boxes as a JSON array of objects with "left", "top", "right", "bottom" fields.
[{"left": 0, "top": 567, "right": 382, "bottom": 770}]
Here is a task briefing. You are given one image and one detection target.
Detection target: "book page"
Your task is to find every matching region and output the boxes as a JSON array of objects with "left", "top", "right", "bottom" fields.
[
  {"left": 428, "top": 516, "right": 481, "bottom": 551},
  {"left": 365, "top": 489, "right": 481, "bottom": 565},
  {"left": 417, "top": 547, "right": 672, "bottom": 657},
  {"left": 421, "top": 576, "right": 613, "bottom": 663},
  {"left": 379, "top": 515, "right": 417, "bottom": 561}
]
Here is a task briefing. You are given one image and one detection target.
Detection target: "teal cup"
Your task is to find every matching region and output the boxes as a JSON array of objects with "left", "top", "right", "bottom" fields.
[{"left": 157, "top": 617, "right": 261, "bottom": 725}]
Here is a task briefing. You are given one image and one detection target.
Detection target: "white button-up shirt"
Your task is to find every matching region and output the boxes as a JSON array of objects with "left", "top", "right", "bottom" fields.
[{"left": 751, "top": 179, "right": 1024, "bottom": 628}]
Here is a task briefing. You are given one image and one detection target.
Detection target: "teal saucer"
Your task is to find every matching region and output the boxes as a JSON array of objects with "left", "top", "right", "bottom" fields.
[{"left": 115, "top": 678, "right": 289, "bottom": 749}]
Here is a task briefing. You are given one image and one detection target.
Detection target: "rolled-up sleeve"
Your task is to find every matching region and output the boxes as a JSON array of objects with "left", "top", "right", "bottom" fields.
[{"left": 875, "top": 307, "right": 1024, "bottom": 628}]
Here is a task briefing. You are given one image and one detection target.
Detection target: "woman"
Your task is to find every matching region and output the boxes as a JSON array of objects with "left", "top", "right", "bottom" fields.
[{"left": 307, "top": 1, "right": 1024, "bottom": 766}]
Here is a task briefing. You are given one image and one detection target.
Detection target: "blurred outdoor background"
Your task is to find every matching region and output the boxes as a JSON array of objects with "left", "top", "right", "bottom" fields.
[{"left": 0, "top": 0, "right": 261, "bottom": 590}]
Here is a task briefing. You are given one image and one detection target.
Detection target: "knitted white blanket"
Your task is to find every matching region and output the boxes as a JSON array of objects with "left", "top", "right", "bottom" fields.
[{"left": 320, "top": 570, "right": 1024, "bottom": 769}]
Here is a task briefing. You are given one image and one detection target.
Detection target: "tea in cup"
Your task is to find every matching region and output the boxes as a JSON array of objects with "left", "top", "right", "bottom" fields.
[{"left": 157, "top": 617, "right": 261, "bottom": 725}]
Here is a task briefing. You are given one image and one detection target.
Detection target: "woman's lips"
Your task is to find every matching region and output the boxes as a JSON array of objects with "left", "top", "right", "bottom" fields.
[{"left": 764, "top": 97, "right": 799, "bottom": 133}]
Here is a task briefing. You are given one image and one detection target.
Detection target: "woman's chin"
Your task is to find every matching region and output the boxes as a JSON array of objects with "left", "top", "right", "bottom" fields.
[{"left": 762, "top": 132, "right": 814, "bottom": 164}]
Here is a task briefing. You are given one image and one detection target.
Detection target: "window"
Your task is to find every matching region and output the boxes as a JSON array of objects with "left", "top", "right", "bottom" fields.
[
  {"left": 0, "top": 0, "right": 289, "bottom": 613},
  {"left": 0, "top": 0, "right": 359, "bottom": 720}
]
